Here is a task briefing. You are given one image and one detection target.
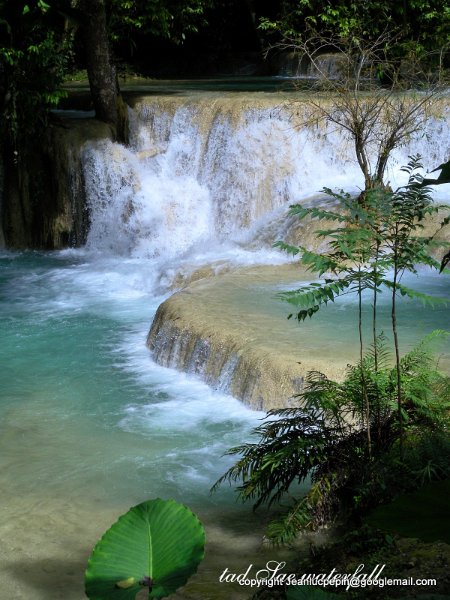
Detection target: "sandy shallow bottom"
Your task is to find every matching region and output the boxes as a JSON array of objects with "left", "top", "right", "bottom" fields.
[
  {"left": 0, "top": 394, "right": 304, "bottom": 600},
  {"left": 0, "top": 493, "right": 301, "bottom": 600}
]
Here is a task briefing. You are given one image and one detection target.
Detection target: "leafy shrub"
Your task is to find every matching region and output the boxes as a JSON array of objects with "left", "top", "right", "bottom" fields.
[{"left": 214, "top": 337, "right": 449, "bottom": 544}]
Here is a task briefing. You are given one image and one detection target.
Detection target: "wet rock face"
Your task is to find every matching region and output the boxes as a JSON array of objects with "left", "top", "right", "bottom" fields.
[
  {"left": 146, "top": 265, "right": 348, "bottom": 411},
  {"left": 147, "top": 296, "right": 305, "bottom": 411},
  {"left": 2, "top": 118, "right": 113, "bottom": 249}
]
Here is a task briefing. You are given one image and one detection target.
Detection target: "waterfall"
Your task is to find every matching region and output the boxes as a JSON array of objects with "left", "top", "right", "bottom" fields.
[
  {"left": 273, "top": 52, "right": 347, "bottom": 79},
  {"left": 82, "top": 94, "right": 449, "bottom": 261},
  {"left": 79, "top": 93, "right": 450, "bottom": 407}
]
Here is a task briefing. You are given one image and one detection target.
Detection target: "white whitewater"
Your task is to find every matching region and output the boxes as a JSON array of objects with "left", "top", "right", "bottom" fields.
[
  {"left": 79, "top": 93, "right": 449, "bottom": 404},
  {"left": 83, "top": 94, "right": 449, "bottom": 265}
]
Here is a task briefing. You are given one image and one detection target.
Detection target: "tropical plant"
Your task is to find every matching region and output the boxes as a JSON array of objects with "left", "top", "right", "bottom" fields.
[
  {"left": 276, "top": 187, "right": 383, "bottom": 457},
  {"left": 215, "top": 157, "right": 450, "bottom": 544},
  {"left": 213, "top": 336, "right": 450, "bottom": 544},
  {"left": 275, "top": 157, "right": 449, "bottom": 454},
  {"left": 109, "top": 0, "right": 212, "bottom": 47},
  {"left": 364, "top": 158, "right": 448, "bottom": 452},
  {"left": 0, "top": 0, "right": 73, "bottom": 146},
  {"left": 85, "top": 498, "right": 205, "bottom": 599}
]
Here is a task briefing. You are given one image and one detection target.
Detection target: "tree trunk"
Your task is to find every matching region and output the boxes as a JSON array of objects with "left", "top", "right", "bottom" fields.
[
  {"left": 372, "top": 239, "right": 381, "bottom": 444},
  {"left": 78, "top": 0, "right": 118, "bottom": 127}
]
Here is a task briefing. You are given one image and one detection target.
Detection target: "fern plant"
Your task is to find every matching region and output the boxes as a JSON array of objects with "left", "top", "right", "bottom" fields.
[
  {"left": 213, "top": 336, "right": 450, "bottom": 545},
  {"left": 275, "top": 187, "right": 387, "bottom": 457},
  {"left": 215, "top": 157, "right": 449, "bottom": 544}
]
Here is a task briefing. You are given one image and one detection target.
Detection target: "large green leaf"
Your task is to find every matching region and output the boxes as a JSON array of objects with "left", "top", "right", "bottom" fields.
[{"left": 85, "top": 498, "right": 205, "bottom": 600}]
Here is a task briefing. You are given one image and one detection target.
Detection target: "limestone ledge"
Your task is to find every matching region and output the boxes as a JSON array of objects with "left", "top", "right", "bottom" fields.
[
  {"left": 147, "top": 295, "right": 305, "bottom": 411},
  {"left": 2, "top": 117, "right": 114, "bottom": 249},
  {"left": 146, "top": 265, "right": 348, "bottom": 411}
]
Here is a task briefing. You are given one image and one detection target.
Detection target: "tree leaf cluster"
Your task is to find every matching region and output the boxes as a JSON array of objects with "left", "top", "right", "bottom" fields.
[
  {"left": 108, "top": 0, "right": 213, "bottom": 46},
  {"left": 0, "top": 0, "right": 73, "bottom": 146},
  {"left": 275, "top": 157, "right": 449, "bottom": 326},
  {"left": 258, "top": 0, "right": 450, "bottom": 68}
]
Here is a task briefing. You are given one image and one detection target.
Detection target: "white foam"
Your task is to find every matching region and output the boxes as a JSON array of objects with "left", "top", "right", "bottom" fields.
[
  {"left": 115, "top": 326, "right": 264, "bottom": 431},
  {"left": 74, "top": 97, "right": 450, "bottom": 433},
  {"left": 83, "top": 101, "right": 450, "bottom": 271}
]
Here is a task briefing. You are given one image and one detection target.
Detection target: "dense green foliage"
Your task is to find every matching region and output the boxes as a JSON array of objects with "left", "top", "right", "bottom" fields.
[
  {"left": 0, "top": 0, "right": 214, "bottom": 139},
  {"left": 259, "top": 0, "right": 450, "bottom": 66},
  {"left": 214, "top": 341, "right": 450, "bottom": 544},
  {"left": 295, "top": 518, "right": 450, "bottom": 598},
  {"left": 215, "top": 162, "right": 450, "bottom": 544},
  {"left": 0, "top": 0, "right": 72, "bottom": 145},
  {"left": 0, "top": 0, "right": 218, "bottom": 154},
  {"left": 109, "top": 0, "right": 212, "bottom": 47},
  {"left": 85, "top": 498, "right": 205, "bottom": 599}
]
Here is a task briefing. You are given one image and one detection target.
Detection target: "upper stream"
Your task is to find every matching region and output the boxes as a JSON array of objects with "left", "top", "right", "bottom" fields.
[{"left": 1, "top": 84, "right": 449, "bottom": 599}]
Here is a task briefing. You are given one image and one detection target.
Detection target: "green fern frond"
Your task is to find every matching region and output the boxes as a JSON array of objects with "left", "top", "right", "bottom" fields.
[
  {"left": 382, "top": 281, "right": 449, "bottom": 307},
  {"left": 273, "top": 240, "right": 302, "bottom": 256},
  {"left": 266, "top": 498, "right": 312, "bottom": 545}
]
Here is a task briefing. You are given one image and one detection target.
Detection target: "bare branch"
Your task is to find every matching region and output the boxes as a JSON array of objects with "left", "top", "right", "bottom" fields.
[{"left": 276, "top": 26, "right": 448, "bottom": 192}]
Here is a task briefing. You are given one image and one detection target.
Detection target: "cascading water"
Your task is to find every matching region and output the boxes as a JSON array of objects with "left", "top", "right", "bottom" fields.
[
  {"left": 79, "top": 93, "right": 450, "bottom": 406},
  {"left": 1, "top": 88, "right": 449, "bottom": 599},
  {"left": 83, "top": 94, "right": 449, "bottom": 262}
]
